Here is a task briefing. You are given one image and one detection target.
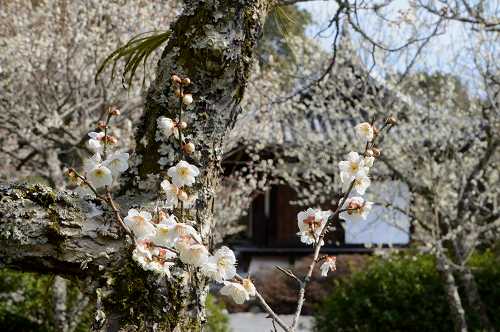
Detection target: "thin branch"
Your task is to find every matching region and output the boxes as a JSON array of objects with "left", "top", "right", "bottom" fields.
[
  {"left": 275, "top": 265, "right": 302, "bottom": 285},
  {"left": 234, "top": 274, "right": 290, "bottom": 331}
]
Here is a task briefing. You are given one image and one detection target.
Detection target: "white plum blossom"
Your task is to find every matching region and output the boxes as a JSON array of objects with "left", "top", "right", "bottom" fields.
[
  {"left": 84, "top": 154, "right": 113, "bottom": 188},
  {"left": 132, "top": 242, "right": 176, "bottom": 277},
  {"left": 320, "top": 256, "right": 337, "bottom": 277},
  {"left": 158, "top": 211, "right": 176, "bottom": 226},
  {"left": 133, "top": 240, "right": 159, "bottom": 261},
  {"left": 161, "top": 179, "right": 180, "bottom": 207},
  {"left": 296, "top": 208, "right": 332, "bottom": 245},
  {"left": 346, "top": 171, "right": 371, "bottom": 195},
  {"left": 167, "top": 160, "right": 200, "bottom": 187},
  {"left": 355, "top": 122, "right": 374, "bottom": 142},
  {"left": 201, "top": 246, "right": 237, "bottom": 282},
  {"left": 182, "top": 192, "right": 198, "bottom": 209},
  {"left": 142, "top": 260, "right": 175, "bottom": 277},
  {"left": 132, "top": 245, "right": 151, "bottom": 267},
  {"left": 340, "top": 196, "right": 373, "bottom": 223},
  {"left": 338, "top": 152, "right": 369, "bottom": 184},
  {"left": 220, "top": 281, "right": 249, "bottom": 304},
  {"left": 124, "top": 209, "right": 156, "bottom": 239},
  {"left": 151, "top": 223, "right": 177, "bottom": 247},
  {"left": 178, "top": 242, "right": 209, "bottom": 267},
  {"left": 157, "top": 116, "right": 179, "bottom": 139},
  {"left": 167, "top": 223, "right": 203, "bottom": 244},
  {"left": 87, "top": 132, "right": 104, "bottom": 153},
  {"left": 103, "top": 152, "right": 129, "bottom": 176}
]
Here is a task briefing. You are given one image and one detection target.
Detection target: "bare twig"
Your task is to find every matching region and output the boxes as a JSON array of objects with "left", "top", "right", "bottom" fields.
[
  {"left": 105, "top": 190, "right": 131, "bottom": 236},
  {"left": 275, "top": 266, "right": 302, "bottom": 285},
  {"left": 234, "top": 274, "right": 290, "bottom": 331}
]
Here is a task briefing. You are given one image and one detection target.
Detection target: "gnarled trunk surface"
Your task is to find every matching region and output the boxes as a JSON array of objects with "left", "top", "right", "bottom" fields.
[
  {"left": 0, "top": 0, "right": 273, "bottom": 331},
  {"left": 436, "top": 251, "right": 468, "bottom": 332}
]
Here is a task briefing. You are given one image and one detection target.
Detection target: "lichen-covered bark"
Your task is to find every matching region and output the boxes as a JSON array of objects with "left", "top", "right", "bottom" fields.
[
  {"left": 0, "top": 1, "right": 274, "bottom": 331},
  {"left": 133, "top": 0, "right": 273, "bottom": 179},
  {"left": 437, "top": 252, "right": 468, "bottom": 332},
  {"left": 0, "top": 183, "right": 127, "bottom": 276},
  {"left": 122, "top": 0, "right": 274, "bottom": 330},
  {"left": 452, "top": 238, "right": 495, "bottom": 332}
]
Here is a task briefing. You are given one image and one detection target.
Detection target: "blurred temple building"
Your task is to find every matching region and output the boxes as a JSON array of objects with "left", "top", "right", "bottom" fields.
[{"left": 224, "top": 33, "right": 413, "bottom": 273}]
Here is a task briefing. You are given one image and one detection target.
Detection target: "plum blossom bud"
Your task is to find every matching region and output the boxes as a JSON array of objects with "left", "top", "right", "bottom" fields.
[
  {"left": 320, "top": 256, "right": 337, "bottom": 277},
  {"left": 179, "top": 121, "right": 188, "bottom": 129},
  {"left": 372, "top": 147, "right": 381, "bottom": 157},
  {"left": 109, "top": 107, "right": 121, "bottom": 116},
  {"left": 171, "top": 75, "right": 182, "bottom": 84},
  {"left": 97, "top": 121, "right": 107, "bottom": 129},
  {"left": 175, "top": 88, "right": 183, "bottom": 97},
  {"left": 182, "top": 94, "right": 193, "bottom": 106},
  {"left": 373, "top": 126, "right": 380, "bottom": 136},
  {"left": 182, "top": 77, "right": 191, "bottom": 85},
  {"left": 386, "top": 116, "right": 397, "bottom": 125},
  {"left": 365, "top": 149, "right": 374, "bottom": 157},
  {"left": 66, "top": 168, "right": 77, "bottom": 178},
  {"left": 178, "top": 190, "right": 188, "bottom": 202},
  {"left": 242, "top": 278, "right": 256, "bottom": 296},
  {"left": 184, "top": 142, "right": 195, "bottom": 154},
  {"left": 347, "top": 200, "right": 363, "bottom": 211},
  {"left": 158, "top": 210, "right": 168, "bottom": 224},
  {"left": 103, "top": 135, "right": 118, "bottom": 145}
]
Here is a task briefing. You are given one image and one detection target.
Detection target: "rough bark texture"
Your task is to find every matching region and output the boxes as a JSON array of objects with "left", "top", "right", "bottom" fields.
[
  {"left": 120, "top": 1, "right": 273, "bottom": 330},
  {"left": 0, "top": 1, "right": 273, "bottom": 331},
  {"left": 0, "top": 183, "right": 127, "bottom": 276},
  {"left": 452, "top": 239, "right": 495, "bottom": 332},
  {"left": 52, "top": 276, "right": 69, "bottom": 332},
  {"left": 437, "top": 252, "right": 468, "bottom": 332}
]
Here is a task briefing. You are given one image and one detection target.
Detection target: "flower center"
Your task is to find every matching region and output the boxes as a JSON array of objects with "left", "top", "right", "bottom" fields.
[
  {"left": 218, "top": 259, "right": 228, "bottom": 268},
  {"left": 178, "top": 167, "right": 189, "bottom": 177},
  {"left": 131, "top": 216, "right": 145, "bottom": 223},
  {"left": 304, "top": 216, "right": 321, "bottom": 229}
]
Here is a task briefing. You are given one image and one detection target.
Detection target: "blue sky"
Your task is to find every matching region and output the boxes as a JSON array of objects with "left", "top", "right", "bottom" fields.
[{"left": 295, "top": 0, "right": 488, "bottom": 85}]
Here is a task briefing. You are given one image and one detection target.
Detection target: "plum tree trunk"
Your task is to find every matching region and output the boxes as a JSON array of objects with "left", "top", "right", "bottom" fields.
[
  {"left": 436, "top": 251, "right": 468, "bottom": 332},
  {"left": 452, "top": 238, "right": 495, "bottom": 332},
  {"left": 0, "top": 1, "right": 273, "bottom": 331}
]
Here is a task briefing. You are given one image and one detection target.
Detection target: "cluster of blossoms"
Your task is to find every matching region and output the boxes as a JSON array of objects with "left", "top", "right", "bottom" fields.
[
  {"left": 68, "top": 73, "right": 392, "bottom": 308},
  {"left": 294, "top": 120, "right": 386, "bottom": 277},
  {"left": 124, "top": 75, "right": 255, "bottom": 304},
  {"left": 67, "top": 108, "right": 130, "bottom": 191},
  {"left": 67, "top": 77, "right": 256, "bottom": 304}
]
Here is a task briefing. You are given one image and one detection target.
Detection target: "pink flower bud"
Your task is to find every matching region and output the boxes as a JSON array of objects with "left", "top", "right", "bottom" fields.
[
  {"left": 171, "top": 75, "right": 182, "bottom": 84},
  {"left": 184, "top": 142, "right": 195, "bottom": 154},
  {"left": 178, "top": 190, "right": 188, "bottom": 202}
]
